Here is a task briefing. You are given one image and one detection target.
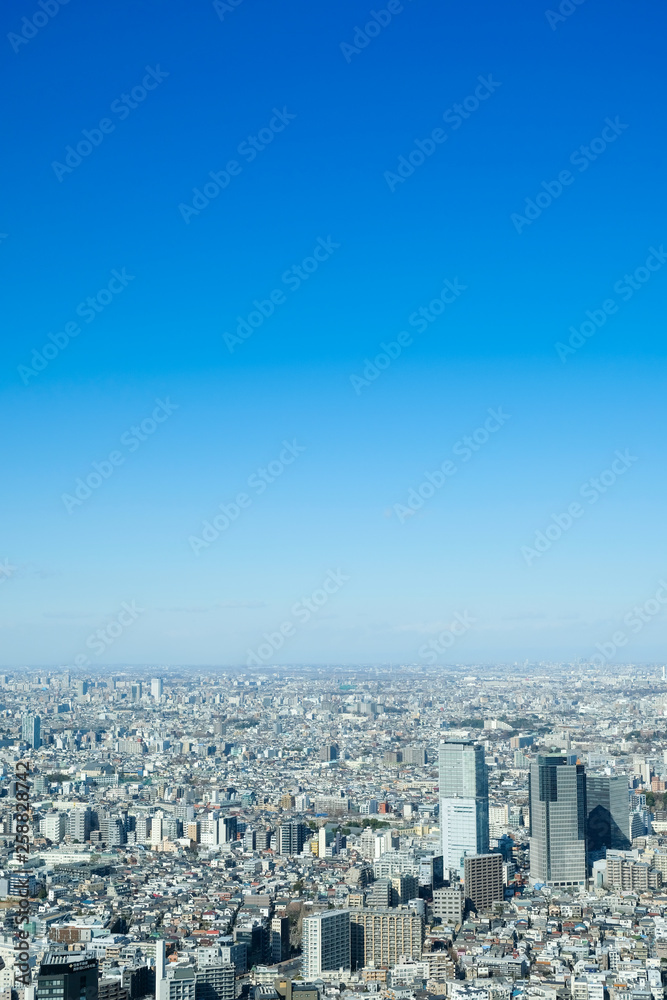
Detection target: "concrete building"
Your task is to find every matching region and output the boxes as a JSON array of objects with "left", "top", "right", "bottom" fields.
[
  {"left": 194, "top": 963, "right": 235, "bottom": 1000},
  {"left": 463, "top": 853, "right": 504, "bottom": 911},
  {"left": 278, "top": 821, "right": 308, "bottom": 856},
  {"left": 301, "top": 909, "right": 350, "bottom": 978},
  {"left": 432, "top": 887, "right": 464, "bottom": 924},
  {"left": 349, "top": 908, "right": 423, "bottom": 969}
]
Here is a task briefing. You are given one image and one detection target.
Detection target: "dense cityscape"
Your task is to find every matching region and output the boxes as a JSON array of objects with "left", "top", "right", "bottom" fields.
[{"left": 3, "top": 664, "right": 667, "bottom": 1000}]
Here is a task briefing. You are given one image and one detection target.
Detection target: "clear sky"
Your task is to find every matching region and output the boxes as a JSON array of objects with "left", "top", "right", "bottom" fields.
[{"left": 2, "top": 0, "right": 666, "bottom": 668}]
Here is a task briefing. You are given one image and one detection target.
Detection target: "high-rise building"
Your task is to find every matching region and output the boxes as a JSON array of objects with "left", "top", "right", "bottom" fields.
[
  {"left": 529, "top": 753, "right": 587, "bottom": 887},
  {"left": 463, "top": 853, "right": 504, "bottom": 911},
  {"left": 349, "top": 908, "right": 423, "bottom": 969},
  {"left": 73, "top": 679, "right": 88, "bottom": 698},
  {"left": 586, "top": 774, "right": 631, "bottom": 857},
  {"left": 302, "top": 909, "right": 351, "bottom": 978},
  {"left": 21, "top": 713, "right": 41, "bottom": 749},
  {"left": 438, "top": 741, "right": 489, "bottom": 875},
  {"left": 42, "top": 811, "right": 66, "bottom": 843},
  {"left": 194, "top": 963, "right": 235, "bottom": 1000},
  {"left": 270, "top": 914, "right": 290, "bottom": 964},
  {"left": 151, "top": 678, "right": 164, "bottom": 701},
  {"left": 279, "top": 821, "right": 308, "bottom": 856},
  {"left": 36, "top": 956, "right": 98, "bottom": 1000}
]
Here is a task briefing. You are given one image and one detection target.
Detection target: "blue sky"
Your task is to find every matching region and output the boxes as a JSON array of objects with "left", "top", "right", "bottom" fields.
[{"left": 1, "top": 0, "right": 666, "bottom": 667}]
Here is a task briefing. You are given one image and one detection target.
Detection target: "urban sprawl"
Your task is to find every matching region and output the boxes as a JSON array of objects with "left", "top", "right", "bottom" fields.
[{"left": 4, "top": 664, "right": 667, "bottom": 1000}]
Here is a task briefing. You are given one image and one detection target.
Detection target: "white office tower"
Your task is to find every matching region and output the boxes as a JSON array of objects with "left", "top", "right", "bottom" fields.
[
  {"left": 151, "top": 677, "right": 164, "bottom": 701},
  {"left": 302, "top": 909, "right": 351, "bottom": 978},
  {"left": 439, "top": 740, "right": 489, "bottom": 877}
]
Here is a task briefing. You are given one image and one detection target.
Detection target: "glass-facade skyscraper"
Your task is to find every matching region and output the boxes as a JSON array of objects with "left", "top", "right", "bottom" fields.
[
  {"left": 438, "top": 740, "right": 489, "bottom": 876},
  {"left": 529, "top": 753, "right": 587, "bottom": 887},
  {"left": 586, "top": 773, "right": 631, "bottom": 858}
]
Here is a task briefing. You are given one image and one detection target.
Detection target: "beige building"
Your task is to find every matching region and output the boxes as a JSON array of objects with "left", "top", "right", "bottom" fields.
[{"left": 350, "top": 907, "right": 423, "bottom": 969}]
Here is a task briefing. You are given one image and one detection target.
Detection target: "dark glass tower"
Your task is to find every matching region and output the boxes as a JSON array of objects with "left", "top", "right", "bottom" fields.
[
  {"left": 529, "top": 753, "right": 586, "bottom": 887},
  {"left": 586, "top": 774, "right": 631, "bottom": 857}
]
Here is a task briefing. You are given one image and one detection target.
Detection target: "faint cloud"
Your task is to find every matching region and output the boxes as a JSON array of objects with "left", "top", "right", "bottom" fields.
[
  {"left": 158, "top": 601, "right": 267, "bottom": 614},
  {"left": 42, "top": 611, "right": 98, "bottom": 620},
  {"left": 218, "top": 600, "right": 267, "bottom": 609}
]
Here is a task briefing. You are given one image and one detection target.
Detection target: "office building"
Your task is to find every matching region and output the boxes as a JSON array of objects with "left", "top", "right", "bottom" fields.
[
  {"left": 463, "top": 853, "right": 504, "bottom": 911},
  {"left": 439, "top": 740, "right": 489, "bottom": 875},
  {"left": 151, "top": 678, "right": 164, "bottom": 701},
  {"left": 529, "top": 753, "right": 587, "bottom": 887},
  {"left": 69, "top": 807, "right": 92, "bottom": 843},
  {"left": 432, "top": 887, "right": 464, "bottom": 924},
  {"left": 278, "top": 821, "right": 308, "bottom": 856},
  {"left": 350, "top": 908, "right": 423, "bottom": 969},
  {"left": 302, "top": 909, "right": 351, "bottom": 978},
  {"left": 21, "top": 713, "right": 41, "bottom": 749},
  {"left": 0, "top": 872, "right": 36, "bottom": 898},
  {"left": 270, "top": 915, "right": 290, "bottom": 964},
  {"left": 36, "top": 956, "right": 98, "bottom": 1000},
  {"left": 586, "top": 774, "right": 631, "bottom": 856},
  {"left": 73, "top": 679, "right": 88, "bottom": 698}
]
